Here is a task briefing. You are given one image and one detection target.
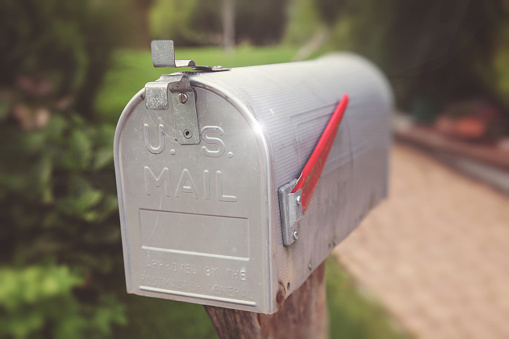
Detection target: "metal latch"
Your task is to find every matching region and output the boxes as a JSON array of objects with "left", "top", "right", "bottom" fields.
[
  {"left": 279, "top": 95, "right": 349, "bottom": 246},
  {"left": 144, "top": 40, "right": 229, "bottom": 145}
]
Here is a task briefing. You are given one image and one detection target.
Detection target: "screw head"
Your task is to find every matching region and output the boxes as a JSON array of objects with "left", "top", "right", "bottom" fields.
[
  {"left": 178, "top": 92, "right": 188, "bottom": 104},
  {"left": 292, "top": 230, "right": 299, "bottom": 240},
  {"left": 296, "top": 195, "right": 301, "bottom": 206},
  {"left": 308, "top": 263, "right": 313, "bottom": 270}
]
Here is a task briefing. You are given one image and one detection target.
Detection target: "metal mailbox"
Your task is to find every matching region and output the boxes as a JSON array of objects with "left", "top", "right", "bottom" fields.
[{"left": 114, "top": 41, "right": 393, "bottom": 314}]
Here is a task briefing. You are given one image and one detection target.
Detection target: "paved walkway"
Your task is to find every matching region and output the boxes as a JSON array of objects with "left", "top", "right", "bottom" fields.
[{"left": 334, "top": 144, "right": 509, "bottom": 339}]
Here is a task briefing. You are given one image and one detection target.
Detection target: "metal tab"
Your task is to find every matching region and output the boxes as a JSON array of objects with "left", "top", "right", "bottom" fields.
[
  {"left": 151, "top": 40, "right": 195, "bottom": 68},
  {"left": 278, "top": 179, "right": 303, "bottom": 246},
  {"left": 145, "top": 82, "right": 170, "bottom": 110},
  {"left": 151, "top": 40, "right": 230, "bottom": 72},
  {"left": 144, "top": 73, "right": 200, "bottom": 145}
]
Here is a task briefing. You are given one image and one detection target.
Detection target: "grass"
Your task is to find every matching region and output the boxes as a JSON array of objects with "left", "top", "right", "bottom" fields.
[
  {"left": 326, "top": 257, "right": 407, "bottom": 339},
  {"left": 99, "top": 47, "right": 405, "bottom": 338}
]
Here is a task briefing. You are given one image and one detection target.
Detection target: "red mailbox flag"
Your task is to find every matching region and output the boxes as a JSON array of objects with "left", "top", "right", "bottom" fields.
[{"left": 291, "top": 95, "right": 349, "bottom": 212}]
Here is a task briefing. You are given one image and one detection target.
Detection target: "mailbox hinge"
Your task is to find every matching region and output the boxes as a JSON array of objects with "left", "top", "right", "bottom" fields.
[
  {"left": 278, "top": 179, "right": 303, "bottom": 246},
  {"left": 144, "top": 40, "right": 229, "bottom": 145}
]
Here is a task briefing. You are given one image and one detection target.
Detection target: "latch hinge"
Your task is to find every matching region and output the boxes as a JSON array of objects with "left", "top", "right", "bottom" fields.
[
  {"left": 145, "top": 74, "right": 200, "bottom": 145},
  {"left": 144, "top": 40, "right": 229, "bottom": 145}
]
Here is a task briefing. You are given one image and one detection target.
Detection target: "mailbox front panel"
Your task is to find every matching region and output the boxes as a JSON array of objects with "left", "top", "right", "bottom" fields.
[{"left": 114, "top": 87, "right": 274, "bottom": 313}]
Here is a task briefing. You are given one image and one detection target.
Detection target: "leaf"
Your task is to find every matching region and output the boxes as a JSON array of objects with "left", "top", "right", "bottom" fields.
[
  {"left": 62, "top": 129, "right": 92, "bottom": 170},
  {"left": 93, "top": 147, "right": 113, "bottom": 170},
  {"left": 58, "top": 188, "right": 103, "bottom": 217},
  {"left": 0, "top": 99, "right": 10, "bottom": 121},
  {"left": 0, "top": 266, "right": 82, "bottom": 311}
]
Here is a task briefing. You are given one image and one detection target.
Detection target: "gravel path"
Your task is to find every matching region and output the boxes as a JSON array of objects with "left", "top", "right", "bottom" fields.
[{"left": 334, "top": 144, "right": 509, "bottom": 339}]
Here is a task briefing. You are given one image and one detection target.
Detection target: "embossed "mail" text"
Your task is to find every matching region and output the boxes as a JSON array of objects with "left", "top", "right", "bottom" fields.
[{"left": 144, "top": 166, "right": 237, "bottom": 202}]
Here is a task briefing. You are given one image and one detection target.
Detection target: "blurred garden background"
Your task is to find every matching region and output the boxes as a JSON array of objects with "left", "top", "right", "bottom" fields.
[{"left": 1, "top": 0, "right": 508, "bottom": 338}]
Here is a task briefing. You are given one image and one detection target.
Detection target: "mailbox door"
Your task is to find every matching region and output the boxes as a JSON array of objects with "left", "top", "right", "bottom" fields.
[{"left": 114, "top": 86, "right": 275, "bottom": 313}]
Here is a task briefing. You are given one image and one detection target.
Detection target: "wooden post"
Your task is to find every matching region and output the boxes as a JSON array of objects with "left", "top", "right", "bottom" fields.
[{"left": 205, "top": 262, "right": 328, "bottom": 339}]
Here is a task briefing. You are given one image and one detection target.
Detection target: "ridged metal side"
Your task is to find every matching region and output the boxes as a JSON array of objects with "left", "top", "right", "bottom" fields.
[{"left": 191, "top": 53, "right": 393, "bottom": 298}]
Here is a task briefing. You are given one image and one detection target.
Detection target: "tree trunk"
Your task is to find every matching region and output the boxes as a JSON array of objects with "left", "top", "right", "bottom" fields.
[
  {"left": 205, "top": 262, "right": 328, "bottom": 339},
  {"left": 221, "top": 0, "right": 235, "bottom": 54}
]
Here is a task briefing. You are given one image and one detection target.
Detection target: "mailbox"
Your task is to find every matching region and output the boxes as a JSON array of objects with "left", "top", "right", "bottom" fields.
[{"left": 114, "top": 41, "right": 393, "bottom": 314}]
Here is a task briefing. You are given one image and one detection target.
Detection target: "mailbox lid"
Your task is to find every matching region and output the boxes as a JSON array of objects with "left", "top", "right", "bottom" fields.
[{"left": 114, "top": 84, "right": 276, "bottom": 313}]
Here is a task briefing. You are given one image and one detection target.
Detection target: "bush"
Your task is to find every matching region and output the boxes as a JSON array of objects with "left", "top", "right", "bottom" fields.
[{"left": 0, "top": 1, "right": 130, "bottom": 337}]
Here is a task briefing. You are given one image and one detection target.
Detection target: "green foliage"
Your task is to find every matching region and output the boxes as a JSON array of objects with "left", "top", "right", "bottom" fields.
[
  {"left": 287, "top": 0, "right": 509, "bottom": 126},
  {"left": 235, "top": 0, "right": 288, "bottom": 45},
  {"left": 116, "top": 297, "right": 217, "bottom": 338},
  {"left": 150, "top": 0, "right": 288, "bottom": 46},
  {"left": 0, "top": 0, "right": 126, "bottom": 119},
  {"left": 494, "top": 15, "right": 509, "bottom": 111},
  {"left": 0, "top": 110, "right": 125, "bottom": 337},
  {"left": 313, "top": 0, "right": 344, "bottom": 26},
  {"left": 150, "top": 0, "right": 204, "bottom": 45},
  {"left": 284, "top": 0, "right": 322, "bottom": 46},
  {"left": 0, "top": 1, "right": 132, "bottom": 337},
  {"left": 326, "top": 258, "right": 407, "bottom": 339},
  {"left": 0, "top": 266, "right": 126, "bottom": 339},
  {"left": 0, "top": 266, "right": 82, "bottom": 338}
]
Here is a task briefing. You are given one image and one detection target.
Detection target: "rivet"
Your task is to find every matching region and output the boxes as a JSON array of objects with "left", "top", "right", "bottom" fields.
[
  {"left": 276, "top": 291, "right": 285, "bottom": 304},
  {"left": 184, "top": 129, "right": 192, "bottom": 139},
  {"left": 292, "top": 230, "right": 299, "bottom": 240},
  {"left": 308, "top": 262, "right": 313, "bottom": 270},
  {"left": 296, "top": 195, "right": 302, "bottom": 206},
  {"left": 178, "top": 92, "right": 188, "bottom": 104}
]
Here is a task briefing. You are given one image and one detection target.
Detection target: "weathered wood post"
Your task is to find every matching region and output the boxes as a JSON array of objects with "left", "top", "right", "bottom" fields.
[
  {"left": 205, "top": 262, "right": 327, "bottom": 339},
  {"left": 113, "top": 40, "right": 392, "bottom": 338}
]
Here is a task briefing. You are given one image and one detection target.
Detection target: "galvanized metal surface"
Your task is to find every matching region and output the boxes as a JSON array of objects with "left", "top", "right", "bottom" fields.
[{"left": 114, "top": 52, "right": 393, "bottom": 314}]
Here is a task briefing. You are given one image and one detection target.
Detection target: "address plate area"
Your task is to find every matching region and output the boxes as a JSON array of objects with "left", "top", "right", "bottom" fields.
[{"left": 115, "top": 85, "right": 270, "bottom": 312}]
